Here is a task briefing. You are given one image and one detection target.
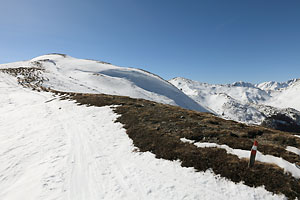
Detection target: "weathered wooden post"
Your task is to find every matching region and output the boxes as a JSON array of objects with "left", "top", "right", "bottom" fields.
[{"left": 249, "top": 140, "right": 258, "bottom": 167}]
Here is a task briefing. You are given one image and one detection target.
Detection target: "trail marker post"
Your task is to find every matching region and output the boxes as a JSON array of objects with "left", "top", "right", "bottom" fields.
[{"left": 249, "top": 140, "right": 258, "bottom": 168}]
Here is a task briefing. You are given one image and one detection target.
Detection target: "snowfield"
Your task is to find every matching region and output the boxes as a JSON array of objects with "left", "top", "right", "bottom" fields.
[{"left": 0, "top": 71, "right": 286, "bottom": 199}]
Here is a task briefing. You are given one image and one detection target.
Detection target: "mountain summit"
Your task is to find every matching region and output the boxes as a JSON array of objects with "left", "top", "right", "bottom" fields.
[{"left": 0, "top": 54, "right": 208, "bottom": 112}]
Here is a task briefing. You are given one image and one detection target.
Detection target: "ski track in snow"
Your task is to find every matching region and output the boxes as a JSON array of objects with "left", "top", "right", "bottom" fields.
[{"left": 0, "top": 74, "right": 285, "bottom": 200}]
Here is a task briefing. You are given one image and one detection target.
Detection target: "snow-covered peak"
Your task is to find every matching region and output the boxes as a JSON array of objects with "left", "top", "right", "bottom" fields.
[
  {"left": 256, "top": 81, "right": 286, "bottom": 91},
  {"left": 31, "top": 53, "right": 70, "bottom": 61},
  {"left": 1, "top": 54, "right": 209, "bottom": 113},
  {"left": 231, "top": 81, "right": 256, "bottom": 88},
  {"left": 170, "top": 77, "right": 203, "bottom": 86},
  {"left": 256, "top": 78, "right": 300, "bottom": 91}
]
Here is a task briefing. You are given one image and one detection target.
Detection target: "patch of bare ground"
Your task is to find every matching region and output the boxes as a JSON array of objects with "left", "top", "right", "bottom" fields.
[
  {"left": 0, "top": 66, "right": 48, "bottom": 91},
  {"left": 51, "top": 92, "right": 300, "bottom": 199},
  {"left": 262, "top": 113, "right": 300, "bottom": 133}
]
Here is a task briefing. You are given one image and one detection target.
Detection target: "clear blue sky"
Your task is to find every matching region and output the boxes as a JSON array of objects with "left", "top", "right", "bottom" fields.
[{"left": 1, "top": 0, "right": 300, "bottom": 84}]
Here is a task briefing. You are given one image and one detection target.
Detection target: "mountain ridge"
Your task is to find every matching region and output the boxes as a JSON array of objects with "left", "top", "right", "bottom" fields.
[{"left": 0, "top": 54, "right": 208, "bottom": 113}]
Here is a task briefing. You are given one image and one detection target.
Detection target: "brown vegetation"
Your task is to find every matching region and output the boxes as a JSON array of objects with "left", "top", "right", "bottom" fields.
[{"left": 0, "top": 67, "right": 47, "bottom": 90}]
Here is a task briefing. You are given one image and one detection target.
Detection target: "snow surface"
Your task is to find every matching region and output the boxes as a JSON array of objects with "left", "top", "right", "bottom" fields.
[
  {"left": 0, "top": 54, "right": 208, "bottom": 112},
  {"left": 170, "top": 77, "right": 300, "bottom": 125},
  {"left": 180, "top": 138, "right": 300, "bottom": 179},
  {"left": 0, "top": 71, "right": 286, "bottom": 199},
  {"left": 286, "top": 146, "right": 300, "bottom": 156},
  {"left": 266, "top": 80, "right": 300, "bottom": 111}
]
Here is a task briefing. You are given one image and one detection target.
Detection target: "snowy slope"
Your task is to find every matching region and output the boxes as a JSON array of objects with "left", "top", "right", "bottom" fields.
[
  {"left": 255, "top": 79, "right": 300, "bottom": 111},
  {"left": 265, "top": 79, "right": 300, "bottom": 111},
  {"left": 0, "top": 73, "right": 285, "bottom": 200},
  {"left": 170, "top": 77, "right": 300, "bottom": 126},
  {"left": 0, "top": 54, "right": 208, "bottom": 112}
]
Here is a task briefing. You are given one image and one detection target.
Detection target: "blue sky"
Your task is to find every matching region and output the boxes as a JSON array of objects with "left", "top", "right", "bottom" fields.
[{"left": 1, "top": 0, "right": 300, "bottom": 84}]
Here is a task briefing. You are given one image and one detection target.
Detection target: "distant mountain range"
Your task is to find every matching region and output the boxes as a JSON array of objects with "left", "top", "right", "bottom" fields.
[{"left": 170, "top": 77, "right": 300, "bottom": 132}]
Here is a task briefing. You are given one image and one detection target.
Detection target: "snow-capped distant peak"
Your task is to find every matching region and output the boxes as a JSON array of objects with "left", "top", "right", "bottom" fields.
[
  {"left": 170, "top": 77, "right": 195, "bottom": 85},
  {"left": 256, "top": 78, "right": 300, "bottom": 91},
  {"left": 256, "top": 81, "right": 288, "bottom": 91},
  {"left": 230, "top": 81, "right": 256, "bottom": 88}
]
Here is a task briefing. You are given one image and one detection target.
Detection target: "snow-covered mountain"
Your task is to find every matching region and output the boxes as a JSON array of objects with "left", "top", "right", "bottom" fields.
[
  {"left": 0, "top": 54, "right": 208, "bottom": 113},
  {"left": 170, "top": 77, "right": 300, "bottom": 131},
  {"left": 256, "top": 79, "right": 300, "bottom": 91}
]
